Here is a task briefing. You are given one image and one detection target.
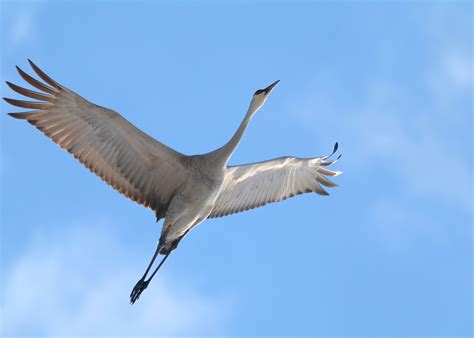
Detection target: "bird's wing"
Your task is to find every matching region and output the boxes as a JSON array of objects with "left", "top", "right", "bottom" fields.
[
  {"left": 4, "top": 60, "right": 189, "bottom": 220},
  {"left": 209, "top": 144, "right": 341, "bottom": 218}
]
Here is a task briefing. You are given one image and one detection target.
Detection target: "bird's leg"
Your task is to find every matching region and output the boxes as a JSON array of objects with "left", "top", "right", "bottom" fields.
[
  {"left": 130, "top": 250, "right": 171, "bottom": 304},
  {"left": 130, "top": 243, "right": 160, "bottom": 304},
  {"left": 141, "top": 243, "right": 161, "bottom": 280},
  {"left": 130, "top": 235, "right": 185, "bottom": 304}
]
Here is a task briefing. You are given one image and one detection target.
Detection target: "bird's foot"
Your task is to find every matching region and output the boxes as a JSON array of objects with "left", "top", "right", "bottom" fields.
[{"left": 130, "top": 278, "right": 149, "bottom": 304}]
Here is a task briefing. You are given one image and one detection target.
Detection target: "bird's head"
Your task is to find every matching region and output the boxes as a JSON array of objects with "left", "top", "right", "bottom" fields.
[{"left": 248, "top": 80, "right": 280, "bottom": 115}]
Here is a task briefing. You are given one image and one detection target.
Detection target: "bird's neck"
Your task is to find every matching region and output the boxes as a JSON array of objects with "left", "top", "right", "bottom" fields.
[{"left": 210, "top": 108, "right": 254, "bottom": 166}]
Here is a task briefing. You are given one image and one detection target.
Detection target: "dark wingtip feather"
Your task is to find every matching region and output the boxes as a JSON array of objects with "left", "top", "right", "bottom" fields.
[
  {"left": 5, "top": 81, "right": 53, "bottom": 101},
  {"left": 3, "top": 97, "right": 47, "bottom": 109},
  {"left": 314, "top": 183, "right": 330, "bottom": 196},
  {"left": 323, "top": 142, "right": 339, "bottom": 160},
  {"left": 15, "top": 65, "right": 58, "bottom": 95},
  {"left": 8, "top": 112, "right": 30, "bottom": 119},
  {"left": 28, "top": 59, "right": 62, "bottom": 89},
  {"left": 27, "top": 59, "right": 36, "bottom": 70},
  {"left": 317, "top": 174, "right": 338, "bottom": 188},
  {"left": 328, "top": 142, "right": 338, "bottom": 158}
]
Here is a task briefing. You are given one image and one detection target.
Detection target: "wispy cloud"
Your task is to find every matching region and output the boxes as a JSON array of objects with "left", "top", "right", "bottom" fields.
[
  {"left": 442, "top": 50, "right": 473, "bottom": 89},
  {"left": 3, "top": 2, "right": 38, "bottom": 49},
  {"left": 10, "top": 9, "right": 33, "bottom": 46},
  {"left": 293, "top": 49, "right": 472, "bottom": 214},
  {"left": 296, "top": 83, "right": 471, "bottom": 214},
  {"left": 285, "top": 7, "right": 472, "bottom": 255},
  {"left": 1, "top": 223, "right": 229, "bottom": 336}
]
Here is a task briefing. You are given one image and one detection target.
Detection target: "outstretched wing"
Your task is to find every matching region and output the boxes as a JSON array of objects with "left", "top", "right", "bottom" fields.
[
  {"left": 209, "top": 144, "right": 341, "bottom": 218},
  {"left": 4, "top": 60, "right": 189, "bottom": 220}
]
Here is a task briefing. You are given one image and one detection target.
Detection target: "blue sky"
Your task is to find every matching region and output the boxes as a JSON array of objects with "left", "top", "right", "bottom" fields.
[{"left": 0, "top": 1, "right": 472, "bottom": 336}]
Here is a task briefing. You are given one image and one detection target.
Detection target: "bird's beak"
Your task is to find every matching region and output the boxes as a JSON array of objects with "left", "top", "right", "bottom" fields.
[{"left": 263, "top": 80, "right": 280, "bottom": 95}]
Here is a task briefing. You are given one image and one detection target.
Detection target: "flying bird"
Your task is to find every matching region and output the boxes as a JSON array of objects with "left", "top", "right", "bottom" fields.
[{"left": 4, "top": 60, "right": 342, "bottom": 304}]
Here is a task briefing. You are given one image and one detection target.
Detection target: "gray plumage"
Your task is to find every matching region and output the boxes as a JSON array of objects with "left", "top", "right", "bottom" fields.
[{"left": 4, "top": 60, "right": 342, "bottom": 303}]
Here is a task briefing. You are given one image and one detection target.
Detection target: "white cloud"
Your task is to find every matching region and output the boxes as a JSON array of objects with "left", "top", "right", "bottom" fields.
[
  {"left": 4, "top": 2, "right": 38, "bottom": 49},
  {"left": 290, "top": 74, "right": 472, "bottom": 256},
  {"left": 427, "top": 48, "right": 473, "bottom": 116},
  {"left": 286, "top": 9, "right": 473, "bottom": 255},
  {"left": 1, "top": 223, "right": 229, "bottom": 336},
  {"left": 292, "top": 41, "right": 472, "bottom": 213},
  {"left": 442, "top": 51, "right": 473, "bottom": 89},
  {"left": 295, "top": 80, "right": 471, "bottom": 213},
  {"left": 11, "top": 9, "right": 33, "bottom": 46}
]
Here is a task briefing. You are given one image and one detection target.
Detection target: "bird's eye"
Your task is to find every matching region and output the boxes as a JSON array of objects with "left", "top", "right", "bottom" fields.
[{"left": 254, "top": 89, "right": 265, "bottom": 96}]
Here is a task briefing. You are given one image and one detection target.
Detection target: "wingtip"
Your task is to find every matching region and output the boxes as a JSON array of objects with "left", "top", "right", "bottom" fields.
[
  {"left": 26, "top": 59, "right": 62, "bottom": 89},
  {"left": 15, "top": 65, "right": 26, "bottom": 75},
  {"left": 5, "top": 81, "right": 15, "bottom": 90},
  {"left": 27, "top": 59, "right": 37, "bottom": 71},
  {"left": 7, "top": 112, "right": 29, "bottom": 119},
  {"left": 324, "top": 142, "right": 339, "bottom": 160},
  {"left": 28, "top": 59, "right": 38, "bottom": 71}
]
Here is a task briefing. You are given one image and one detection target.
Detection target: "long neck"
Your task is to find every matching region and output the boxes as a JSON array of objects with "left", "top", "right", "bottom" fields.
[{"left": 211, "top": 105, "right": 255, "bottom": 166}]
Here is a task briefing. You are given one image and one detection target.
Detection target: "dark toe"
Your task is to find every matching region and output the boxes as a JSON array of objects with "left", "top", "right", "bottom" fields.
[{"left": 130, "top": 279, "right": 148, "bottom": 304}]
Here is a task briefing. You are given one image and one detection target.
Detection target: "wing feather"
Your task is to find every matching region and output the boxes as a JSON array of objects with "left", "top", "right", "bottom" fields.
[
  {"left": 209, "top": 148, "right": 341, "bottom": 218},
  {"left": 5, "top": 61, "right": 189, "bottom": 219}
]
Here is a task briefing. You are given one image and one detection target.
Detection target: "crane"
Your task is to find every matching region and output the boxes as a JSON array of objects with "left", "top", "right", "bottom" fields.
[{"left": 4, "top": 60, "right": 342, "bottom": 304}]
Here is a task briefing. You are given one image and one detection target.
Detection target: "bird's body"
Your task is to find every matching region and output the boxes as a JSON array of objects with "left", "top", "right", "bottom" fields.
[
  {"left": 4, "top": 60, "right": 342, "bottom": 303},
  {"left": 159, "top": 154, "right": 226, "bottom": 253}
]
